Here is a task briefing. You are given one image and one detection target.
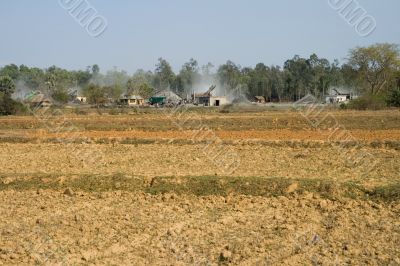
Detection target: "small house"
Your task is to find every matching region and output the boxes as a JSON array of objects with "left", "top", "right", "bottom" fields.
[
  {"left": 26, "top": 93, "right": 52, "bottom": 108},
  {"left": 120, "top": 95, "right": 144, "bottom": 106},
  {"left": 192, "top": 85, "right": 228, "bottom": 106},
  {"left": 75, "top": 96, "right": 87, "bottom": 103},
  {"left": 210, "top": 96, "right": 228, "bottom": 107},
  {"left": 325, "top": 94, "right": 350, "bottom": 104},
  {"left": 193, "top": 93, "right": 211, "bottom": 106},
  {"left": 193, "top": 94, "right": 228, "bottom": 107}
]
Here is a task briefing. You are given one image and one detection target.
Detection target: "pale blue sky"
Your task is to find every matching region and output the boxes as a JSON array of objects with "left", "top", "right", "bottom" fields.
[{"left": 0, "top": 0, "right": 399, "bottom": 73}]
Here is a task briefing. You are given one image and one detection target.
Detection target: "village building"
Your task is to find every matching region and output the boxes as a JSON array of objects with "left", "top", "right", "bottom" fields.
[
  {"left": 192, "top": 85, "right": 228, "bottom": 106},
  {"left": 75, "top": 96, "right": 87, "bottom": 103},
  {"left": 120, "top": 95, "right": 144, "bottom": 106},
  {"left": 325, "top": 94, "right": 349, "bottom": 104},
  {"left": 25, "top": 92, "right": 52, "bottom": 108},
  {"left": 209, "top": 96, "right": 228, "bottom": 107},
  {"left": 325, "top": 88, "right": 356, "bottom": 104}
]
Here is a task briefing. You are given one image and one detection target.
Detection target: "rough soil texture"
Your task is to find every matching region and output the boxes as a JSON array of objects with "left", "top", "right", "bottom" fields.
[
  {"left": 5, "top": 129, "right": 400, "bottom": 142},
  {"left": 1, "top": 190, "right": 399, "bottom": 265},
  {"left": 0, "top": 143, "right": 399, "bottom": 187},
  {"left": 0, "top": 110, "right": 399, "bottom": 265}
]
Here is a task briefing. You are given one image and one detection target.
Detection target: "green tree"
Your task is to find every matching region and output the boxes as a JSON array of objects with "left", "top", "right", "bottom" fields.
[
  {"left": 0, "top": 76, "right": 16, "bottom": 95},
  {"left": 0, "top": 93, "right": 17, "bottom": 115},
  {"left": 283, "top": 55, "right": 312, "bottom": 100},
  {"left": 387, "top": 86, "right": 400, "bottom": 107},
  {"left": 348, "top": 43, "right": 400, "bottom": 95},
  {"left": 83, "top": 84, "right": 107, "bottom": 106},
  {"left": 217, "top": 61, "right": 242, "bottom": 92},
  {"left": 328, "top": 59, "right": 345, "bottom": 88},
  {"left": 92, "top": 64, "right": 100, "bottom": 76},
  {"left": 0, "top": 76, "right": 21, "bottom": 115},
  {"left": 132, "top": 69, "right": 154, "bottom": 85},
  {"left": 126, "top": 76, "right": 154, "bottom": 99},
  {"left": 127, "top": 69, "right": 154, "bottom": 93},
  {"left": 269, "top": 66, "right": 284, "bottom": 102},
  {"left": 397, "top": 70, "right": 400, "bottom": 89},
  {"left": 51, "top": 88, "right": 70, "bottom": 104},
  {"left": 0, "top": 64, "right": 20, "bottom": 80},
  {"left": 254, "top": 63, "right": 270, "bottom": 97},
  {"left": 44, "top": 66, "right": 75, "bottom": 100},
  {"left": 73, "top": 70, "right": 92, "bottom": 88},
  {"left": 137, "top": 83, "right": 154, "bottom": 99},
  {"left": 102, "top": 85, "right": 122, "bottom": 101},
  {"left": 177, "top": 58, "right": 200, "bottom": 95},
  {"left": 19, "top": 66, "right": 45, "bottom": 90},
  {"left": 102, "top": 68, "right": 129, "bottom": 100},
  {"left": 154, "top": 58, "right": 175, "bottom": 91},
  {"left": 308, "top": 54, "right": 331, "bottom": 97},
  {"left": 387, "top": 69, "right": 400, "bottom": 107},
  {"left": 202, "top": 62, "right": 215, "bottom": 77}
]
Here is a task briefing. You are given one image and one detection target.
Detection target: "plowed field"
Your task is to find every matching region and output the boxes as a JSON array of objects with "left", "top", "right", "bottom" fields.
[{"left": 0, "top": 109, "right": 399, "bottom": 265}]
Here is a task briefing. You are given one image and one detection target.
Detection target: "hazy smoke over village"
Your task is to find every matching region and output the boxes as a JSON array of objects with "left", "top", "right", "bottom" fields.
[{"left": 12, "top": 80, "right": 30, "bottom": 100}]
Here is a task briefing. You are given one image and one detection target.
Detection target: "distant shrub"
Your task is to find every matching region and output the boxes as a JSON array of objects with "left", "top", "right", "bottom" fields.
[
  {"left": 347, "top": 94, "right": 387, "bottom": 110},
  {"left": 51, "top": 88, "right": 69, "bottom": 104},
  {"left": 0, "top": 92, "right": 27, "bottom": 115},
  {"left": 339, "top": 103, "right": 347, "bottom": 110},
  {"left": 386, "top": 88, "right": 400, "bottom": 107}
]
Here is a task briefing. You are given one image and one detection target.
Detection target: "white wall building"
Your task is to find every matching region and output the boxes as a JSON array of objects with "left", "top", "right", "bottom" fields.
[
  {"left": 210, "top": 96, "right": 228, "bottom": 107},
  {"left": 325, "top": 95, "right": 349, "bottom": 104}
]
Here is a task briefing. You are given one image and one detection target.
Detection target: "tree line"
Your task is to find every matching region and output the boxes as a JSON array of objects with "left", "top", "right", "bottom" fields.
[{"left": 0, "top": 43, "right": 399, "bottom": 112}]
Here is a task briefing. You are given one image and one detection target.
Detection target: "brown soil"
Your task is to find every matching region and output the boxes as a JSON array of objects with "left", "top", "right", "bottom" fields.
[
  {"left": 13, "top": 128, "right": 400, "bottom": 141},
  {"left": 1, "top": 190, "right": 399, "bottom": 265},
  {"left": 0, "top": 110, "right": 399, "bottom": 265}
]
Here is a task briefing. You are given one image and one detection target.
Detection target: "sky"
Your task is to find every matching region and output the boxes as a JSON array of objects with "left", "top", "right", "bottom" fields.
[{"left": 0, "top": 0, "right": 399, "bottom": 73}]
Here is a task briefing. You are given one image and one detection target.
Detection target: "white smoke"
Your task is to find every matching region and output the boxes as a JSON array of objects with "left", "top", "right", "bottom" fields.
[
  {"left": 12, "top": 80, "right": 32, "bottom": 101},
  {"left": 190, "top": 76, "right": 250, "bottom": 104}
]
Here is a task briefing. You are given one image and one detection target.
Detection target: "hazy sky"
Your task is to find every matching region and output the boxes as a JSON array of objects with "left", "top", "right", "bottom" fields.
[{"left": 0, "top": 0, "right": 399, "bottom": 73}]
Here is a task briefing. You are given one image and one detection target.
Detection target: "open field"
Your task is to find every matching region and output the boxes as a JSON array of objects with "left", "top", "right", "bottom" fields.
[{"left": 0, "top": 109, "right": 399, "bottom": 265}]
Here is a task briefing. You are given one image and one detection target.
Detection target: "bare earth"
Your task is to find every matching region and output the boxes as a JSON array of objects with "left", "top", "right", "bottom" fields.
[{"left": 0, "top": 110, "right": 399, "bottom": 265}]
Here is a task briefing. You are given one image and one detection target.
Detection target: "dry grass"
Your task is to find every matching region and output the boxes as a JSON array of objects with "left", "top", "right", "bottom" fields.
[{"left": 1, "top": 109, "right": 400, "bottom": 131}]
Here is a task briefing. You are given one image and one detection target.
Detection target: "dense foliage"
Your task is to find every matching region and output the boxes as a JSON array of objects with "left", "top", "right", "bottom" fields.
[
  {"left": 387, "top": 88, "right": 400, "bottom": 107},
  {"left": 0, "top": 76, "right": 26, "bottom": 115},
  {"left": 0, "top": 76, "right": 15, "bottom": 95},
  {"left": 0, "top": 43, "right": 399, "bottom": 110},
  {"left": 347, "top": 94, "right": 388, "bottom": 110}
]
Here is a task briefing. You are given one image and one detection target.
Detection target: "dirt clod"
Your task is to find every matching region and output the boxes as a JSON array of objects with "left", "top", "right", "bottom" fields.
[
  {"left": 286, "top": 182, "right": 299, "bottom": 194},
  {"left": 220, "top": 249, "right": 232, "bottom": 261},
  {"left": 64, "top": 188, "right": 74, "bottom": 197}
]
